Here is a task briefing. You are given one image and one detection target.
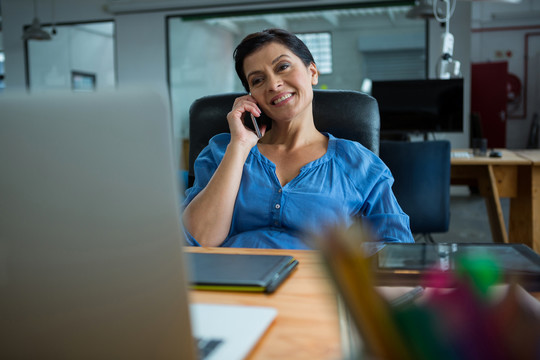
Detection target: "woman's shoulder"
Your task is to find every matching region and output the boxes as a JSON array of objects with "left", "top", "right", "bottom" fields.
[
  {"left": 330, "top": 135, "right": 370, "bottom": 152},
  {"left": 205, "top": 133, "right": 231, "bottom": 152},
  {"left": 330, "top": 135, "right": 384, "bottom": 168},
  {"left": 195, "top": 133, "right": 231, "bottom": 162},
  {"left": 208, "top": 133, "right": 231, "bottom": 146},
  {"left": 328, "top": 135, "right": 393, "bottom": 189}
]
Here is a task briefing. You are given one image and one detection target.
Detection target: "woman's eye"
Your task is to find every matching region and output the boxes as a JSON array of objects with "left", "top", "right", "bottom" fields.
[
  {"left": 250, "top": 77, "right": 263, "bottom": 87},
  {"left": 277, "top": 63, "right": 290, "bottom": 71}
]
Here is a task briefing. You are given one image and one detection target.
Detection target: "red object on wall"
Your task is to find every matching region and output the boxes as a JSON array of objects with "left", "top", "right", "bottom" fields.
[{"left": 471, "top": 61, "right": 508, "bottom": 148}]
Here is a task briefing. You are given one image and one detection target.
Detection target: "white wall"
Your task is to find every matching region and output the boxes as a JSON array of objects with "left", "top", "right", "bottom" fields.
[{"left": 115, "top": 11, "right": 168, "bottom": 96}]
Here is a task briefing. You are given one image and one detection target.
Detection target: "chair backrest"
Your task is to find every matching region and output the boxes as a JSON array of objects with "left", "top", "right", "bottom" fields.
[
  {"left": 379, "top": 140, "right": 451, "bottom": 235},
  {"left": 188, "top": 89, "right": 380, "bottom": 187}
]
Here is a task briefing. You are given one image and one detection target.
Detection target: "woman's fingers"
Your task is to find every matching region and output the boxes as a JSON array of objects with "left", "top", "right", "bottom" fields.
[
  {"left": 231, "top": 95, "right": 261, "bottom": 117},
  {"left": 227, "top": 95, "right": 263, "bottom": 143}
]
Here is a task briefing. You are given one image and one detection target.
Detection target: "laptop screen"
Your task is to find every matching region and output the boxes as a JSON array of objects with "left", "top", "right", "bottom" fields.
[{"left": 0, "top": 90, "right": 197, "bottom": 359}]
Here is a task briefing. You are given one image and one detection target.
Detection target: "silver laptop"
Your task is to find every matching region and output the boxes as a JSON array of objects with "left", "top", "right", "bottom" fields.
[{"left": 0, "top": 90, "right": 276, "bottom": 360}]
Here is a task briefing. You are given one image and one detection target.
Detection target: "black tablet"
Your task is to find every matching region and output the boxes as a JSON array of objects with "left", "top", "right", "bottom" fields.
[
  {"left": 369, "top": 243, "right": 540, "bottom": 291},
  {"left": 186, "top": 252, "right": 298, "bottom": 293}
]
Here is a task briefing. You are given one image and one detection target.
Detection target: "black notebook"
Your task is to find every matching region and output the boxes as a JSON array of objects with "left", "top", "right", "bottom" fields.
[{"left": 186, "top": 252, "right": 299, "bottom": 293}]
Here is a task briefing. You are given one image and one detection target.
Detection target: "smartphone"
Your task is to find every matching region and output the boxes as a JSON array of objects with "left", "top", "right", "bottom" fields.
[
  {"left": 242, "top": 111, "right": 263, "bottom": 138},
  {"left": 244, "top": 93, "right": 264, "bottom": 138},
  {"left": 249, "top": 113, "right": 263, "bottom": 138}
]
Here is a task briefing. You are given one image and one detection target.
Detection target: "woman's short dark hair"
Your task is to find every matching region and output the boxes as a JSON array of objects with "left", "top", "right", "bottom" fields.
[{"left": 233, "top": 28, "right": 315, "bottom": 92}]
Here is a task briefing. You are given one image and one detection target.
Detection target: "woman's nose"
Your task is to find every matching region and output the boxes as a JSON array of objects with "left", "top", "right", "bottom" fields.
[{"left": 267, "top": 74, "right": 282, "bottom": 91}]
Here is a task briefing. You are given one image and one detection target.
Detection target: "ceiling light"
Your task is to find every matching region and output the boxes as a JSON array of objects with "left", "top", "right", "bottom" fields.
[{"left": 22, "top": 0, "right": 51, "bottom": 41}]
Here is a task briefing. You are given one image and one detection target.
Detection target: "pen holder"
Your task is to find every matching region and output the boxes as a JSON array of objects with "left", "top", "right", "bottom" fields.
[{"left": 472, "top": 138, "right": 488, "bottom": 157}]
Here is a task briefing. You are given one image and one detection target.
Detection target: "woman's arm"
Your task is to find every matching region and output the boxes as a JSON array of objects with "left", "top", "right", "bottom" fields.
[
  {"left": 182, "top": 95, "right": 265, "bottom": 247},
  {"left": 358, "top": 169, "right": 415, "bottom": 243}
]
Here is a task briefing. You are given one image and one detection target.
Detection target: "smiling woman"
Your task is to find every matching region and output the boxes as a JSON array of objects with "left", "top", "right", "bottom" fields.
[
  {"left": 240, "top": 41, "right": 325, "bottom": 185},
  {"left": 182, "top": 28, "right": 414, "bottom": 249}
]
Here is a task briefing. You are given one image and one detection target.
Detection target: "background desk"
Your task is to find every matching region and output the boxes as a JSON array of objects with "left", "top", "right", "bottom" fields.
[
  {"left": 186, "top": 247, "right": 342, "bottom": 360},
  {"left": 514, "top": 150, "right": 540, "bottom": 253},
  {"left": 451, "top": 149, "right": 539, "bottom": 252}
]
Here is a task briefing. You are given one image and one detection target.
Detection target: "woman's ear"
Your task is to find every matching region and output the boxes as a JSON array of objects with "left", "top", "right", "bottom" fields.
[{"left": 310, "top": 62, "right": 319, "bottom": 86}]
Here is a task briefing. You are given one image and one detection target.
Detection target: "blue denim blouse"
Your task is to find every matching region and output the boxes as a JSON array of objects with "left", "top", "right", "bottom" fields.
[{"left": 183, "top": 133, "right": 413, "bottom": 249}]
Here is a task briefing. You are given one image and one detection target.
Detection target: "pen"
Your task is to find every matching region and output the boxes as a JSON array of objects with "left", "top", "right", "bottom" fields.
[{"left": 390, "top": 286, "right": 424, "bottom": 308}]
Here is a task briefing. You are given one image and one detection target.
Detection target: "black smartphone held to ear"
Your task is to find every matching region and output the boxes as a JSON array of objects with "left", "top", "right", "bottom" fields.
[
  {"left": 249, "top": 112, "right": 263, "bottom": 138},
  {"left": 242, "top": 111, "right": 262, "bottom": 138},
  {"left": 243, "top": 94, "right": 265, "bottom": 138},
  {"left": 243, "top": 110, "right": 272, "bottom": 139}
]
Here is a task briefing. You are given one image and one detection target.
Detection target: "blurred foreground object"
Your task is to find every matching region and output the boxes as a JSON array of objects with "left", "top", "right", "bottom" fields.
[
  {"left": 318, "top": 224, "right": 540, "bottom": 360},
  {"left": 371, "top": 243, "right": 540, "bottom": 291}
]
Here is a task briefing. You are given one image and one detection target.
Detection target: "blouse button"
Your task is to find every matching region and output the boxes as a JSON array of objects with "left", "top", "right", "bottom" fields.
[
  {"left": 275, "top": 204, "right": 281, "bottom": 209},
  {"left": 278, "top": 189, "right": 282, "bottom": 193}
]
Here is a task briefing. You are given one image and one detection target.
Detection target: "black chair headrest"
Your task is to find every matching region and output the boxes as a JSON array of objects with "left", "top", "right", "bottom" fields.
[{"left": 188, "top": 89, "right": 380, "bottom": 187}]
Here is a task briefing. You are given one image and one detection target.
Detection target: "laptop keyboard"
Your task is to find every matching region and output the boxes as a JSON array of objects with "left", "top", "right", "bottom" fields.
[{"left": 196, "top": 337, "right": 223, "bottom": 359}]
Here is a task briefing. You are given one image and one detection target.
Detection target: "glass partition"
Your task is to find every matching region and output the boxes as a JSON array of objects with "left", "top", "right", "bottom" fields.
[
  {"left": 26, "top": 21, "right": 115, "bottom": 92},
  {"left": 167, "top": 6, "right": 426, "bottom": 167}
]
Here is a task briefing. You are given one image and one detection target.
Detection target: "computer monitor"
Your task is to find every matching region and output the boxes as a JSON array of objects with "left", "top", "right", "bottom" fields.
[{"left": 371, "top": 78, "right": 464, "bottom": 135}]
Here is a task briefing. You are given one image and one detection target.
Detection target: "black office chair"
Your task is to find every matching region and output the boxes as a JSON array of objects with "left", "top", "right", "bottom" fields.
[
  {"left": 379, "top": 140, "right": 451, "bottom": 243},
  {"left": 187, "top": 89, "right": 380, "bottom": 187}
]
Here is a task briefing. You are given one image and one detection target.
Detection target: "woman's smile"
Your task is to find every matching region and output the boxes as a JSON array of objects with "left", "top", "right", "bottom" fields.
[{"left": 271, "top": 92, "right": 294, "bottom": 106}]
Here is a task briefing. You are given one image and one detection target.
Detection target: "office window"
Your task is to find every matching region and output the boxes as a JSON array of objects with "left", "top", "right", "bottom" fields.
[
  {"left": 71, "top": 71, "right": 97, "bottom": 92},
  {"left": 364, "top": 49, "right": 426, "bottom": 81},
  {"left": 26, "top": 21, "right": 115, "bottom": 92},
  {"left": 296, "top": 32, "right": 333, "bottom": 75},
  {"left": 167, "top": 6, "right": 424, "bottom": 165}
]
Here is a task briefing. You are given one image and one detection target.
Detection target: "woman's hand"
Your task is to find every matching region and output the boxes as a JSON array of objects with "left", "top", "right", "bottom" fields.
[
  {"left": 183, "top": 95, "right": 267, "bottom": 246},
  {"left": 227, "top": 94, "right": 266, "bottom": 148}
]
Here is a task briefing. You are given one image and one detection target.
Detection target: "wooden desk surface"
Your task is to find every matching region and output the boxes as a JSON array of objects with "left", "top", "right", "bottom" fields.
[
  {"left": 186, "top": 247, "right": 342, "bottom": 360},
  {"left": 515, "top": 149, "right": 540, "bottom": 165},
  {"left": 451, "top": 149, "right": 531, "bottom": 165},
  {"left": 185, "top": 247, "right": 540, "bottom": 359}
]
